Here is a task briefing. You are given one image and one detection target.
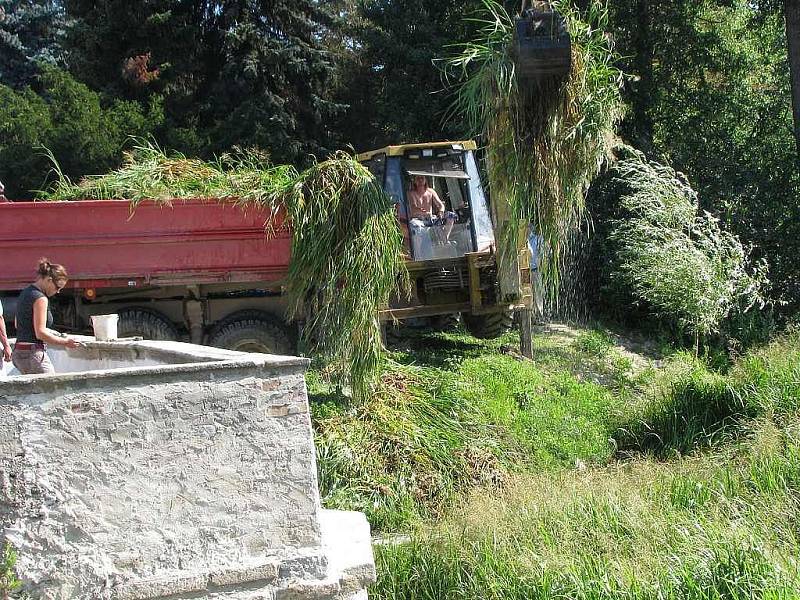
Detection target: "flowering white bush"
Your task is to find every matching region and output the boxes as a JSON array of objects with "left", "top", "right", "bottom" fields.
[{"left": 609, "top": 157, "right": 768, "bottom": 345}]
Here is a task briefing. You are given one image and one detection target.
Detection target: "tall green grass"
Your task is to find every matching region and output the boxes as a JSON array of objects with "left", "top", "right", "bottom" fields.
[
  {"left": 615, "top": 330, "right": 800, "bottom": 456},
  {"left": 371, "top": 330, "right": 800, "bottom": 599},
  {"left": 373, "top": 418, "right": 800, "bottom": 599},
  {"left": 312, "top": 324, "right": 798, "bottom": 537}
]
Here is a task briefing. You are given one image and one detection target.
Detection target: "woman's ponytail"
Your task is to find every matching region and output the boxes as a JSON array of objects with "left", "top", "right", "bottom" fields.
[{"left": 36, "top": 258, "right": 68, "bottom": 281}]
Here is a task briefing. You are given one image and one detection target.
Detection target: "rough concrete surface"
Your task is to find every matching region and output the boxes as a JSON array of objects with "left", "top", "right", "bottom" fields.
[{"left": 0, "top": 339, "right": 375, "bottom": 599}]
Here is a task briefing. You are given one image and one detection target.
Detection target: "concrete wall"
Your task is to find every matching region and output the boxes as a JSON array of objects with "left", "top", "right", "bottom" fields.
[{"left": 0, "top": 341, "right": 375, "bottom": 599}]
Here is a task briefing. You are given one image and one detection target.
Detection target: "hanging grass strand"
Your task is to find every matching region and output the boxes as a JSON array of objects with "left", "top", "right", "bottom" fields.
[
  {"left": 274, "top": 153, "right": 409, "bottom": 402},
  {"left": 446, "top": 0, "right": 624, "bottom": 297}
]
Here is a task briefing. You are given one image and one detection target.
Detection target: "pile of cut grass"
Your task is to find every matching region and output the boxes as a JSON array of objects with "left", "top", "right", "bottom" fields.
[
  {"left": 44, "top": 142, "right": 405, "bottom": 401},
  {"left": 45, "top": 144, "right": 296, "bottom": 205},
  {"left": 312, "top": 328, "right": 621, "bottom": 531}
]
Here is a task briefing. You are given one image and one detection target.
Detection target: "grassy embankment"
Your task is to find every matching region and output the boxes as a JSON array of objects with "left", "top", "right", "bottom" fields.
[{"left": 310, "top": 325, "right": 800, "bottom": 598}]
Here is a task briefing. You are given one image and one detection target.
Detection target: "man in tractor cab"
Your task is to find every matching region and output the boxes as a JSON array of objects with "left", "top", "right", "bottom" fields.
[{"left": 408, "top": 174, "right": 457, "bottom": 242}]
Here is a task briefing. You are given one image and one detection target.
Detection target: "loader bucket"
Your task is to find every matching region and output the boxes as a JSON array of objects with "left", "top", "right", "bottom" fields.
[{"left": 513, "top": 9, "right": 572, "bottom": 80}]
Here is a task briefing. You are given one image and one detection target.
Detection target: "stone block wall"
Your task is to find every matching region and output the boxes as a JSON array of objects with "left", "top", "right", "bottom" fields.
[{"left": 0, "top": 342, "right": 375, "bottom": 599}]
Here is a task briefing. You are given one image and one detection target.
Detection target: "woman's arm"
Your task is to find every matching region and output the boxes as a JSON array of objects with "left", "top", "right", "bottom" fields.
[
  {"left": 32, "top": 297, "right": 80, "bottom": 348},
  {"left": 0, "top": 314, "right": 11, "bottom": 361}
]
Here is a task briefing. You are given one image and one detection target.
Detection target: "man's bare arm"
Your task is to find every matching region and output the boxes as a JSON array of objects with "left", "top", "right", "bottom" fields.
[{"left": 431, "top": 190, "right": 445, "bottom": 216}]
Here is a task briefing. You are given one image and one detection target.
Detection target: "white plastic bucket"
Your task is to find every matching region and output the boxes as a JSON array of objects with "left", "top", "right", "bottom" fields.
[{"left": 90, "top": 314, "right": 119, "bottom": 341}]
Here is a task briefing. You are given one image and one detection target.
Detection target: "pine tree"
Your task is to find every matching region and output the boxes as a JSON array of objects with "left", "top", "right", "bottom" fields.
[
  {"left": 63, "top": 0, "right": 341, "bottom": 164},
  {"left": 0, "top": 0, "right": 64, "bottom": 87},
  {"left": 332, "top": 0, "right": 484, "bottom": 151},
  {"left": 203, "top": 1, "right": 342, "bottom": 163}
]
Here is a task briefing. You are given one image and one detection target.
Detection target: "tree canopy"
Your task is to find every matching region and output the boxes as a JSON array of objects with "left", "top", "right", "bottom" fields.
[
  {"left": 608, "top": 0, "right": 799, "bottom": 311},
  {"left": 0, "top": 0, "right": 798, "bottom": 312}
]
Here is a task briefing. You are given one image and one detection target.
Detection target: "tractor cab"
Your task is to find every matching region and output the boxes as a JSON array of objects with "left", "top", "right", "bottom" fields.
[
  {"left": 357, "top": 141, "right": 495, "bottom": 262},
  {"left": 358, "top": 141, "right": 528, "bottom": 339}
]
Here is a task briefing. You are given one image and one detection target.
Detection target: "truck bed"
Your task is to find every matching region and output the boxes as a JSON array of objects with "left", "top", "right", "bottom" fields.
[{"left": 0, "top": 199, "right": 291, "bottom": 292}]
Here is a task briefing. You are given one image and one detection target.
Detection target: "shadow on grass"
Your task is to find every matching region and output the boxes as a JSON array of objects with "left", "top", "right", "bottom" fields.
[
  {"left": 615, "top": 328, "right": 800, "bottom": 458},
  {"left": 389, "top": 329, "right": 499, "bottom": 370},
  {"left": 307, "top": 329, "right": 504, "bottom": 406},
  {"left": 613, "top": 364, "right": 756, "bottom": 458},
  {"left": 528, "top": 345, "right": 580, "bottom": 369},
  {"left": 308, "top": 385, "right": 349, "bottom": 407}
]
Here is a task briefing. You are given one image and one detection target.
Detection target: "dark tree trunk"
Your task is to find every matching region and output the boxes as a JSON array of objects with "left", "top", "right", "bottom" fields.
[
  {"left": 787, "top": 0, "right": 800, "bottom": 157},
  {"left": 631, "top": 0, "right": 655, "bottom": 152}
]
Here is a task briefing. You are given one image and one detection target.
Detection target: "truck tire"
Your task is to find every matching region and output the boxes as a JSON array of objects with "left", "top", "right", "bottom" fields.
[
  {"left": 208, "top": 310, "right": 293, "bottom": 355},
  {"left": 462, "top": 310, "right": 513, "bottom": 339},
  {"left": 117, "top": 308, "right": 179, "bottom": 341},
  {"left": 382, "top": 322, "right": 404, "bottom": 349},
  {"left": 428, "top": 313, "right": 460, "bottom": 332}
]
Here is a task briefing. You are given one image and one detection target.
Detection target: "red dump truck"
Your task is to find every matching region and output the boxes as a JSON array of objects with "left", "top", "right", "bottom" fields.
[
  {"left": 0, "top": 198, "right": 300, "bottom": 352},
  {"left": 0, "top": 141, "right": 531, "bottom": 353}
]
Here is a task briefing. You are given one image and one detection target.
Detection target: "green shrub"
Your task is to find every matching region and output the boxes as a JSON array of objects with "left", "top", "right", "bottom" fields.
[
  {"left": 609, "top": 156, "right": 768, "bottom": 347},
  {"left": 0, "top": 84, "right": 53, "bottom": 196},
  {"left": 587, "top": 147, "right": 770, "bottom": 349},
  {"left": 0, "top": 67, "right": 162, "bottom": 197},
  {"left": 0, "top": 543, "right": 22, "bottom": 599}
]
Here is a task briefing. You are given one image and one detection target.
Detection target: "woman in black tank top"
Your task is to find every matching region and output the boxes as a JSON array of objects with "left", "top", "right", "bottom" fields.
[{"left": 12, "top": 258, "right": 82, "bottom": 375}]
